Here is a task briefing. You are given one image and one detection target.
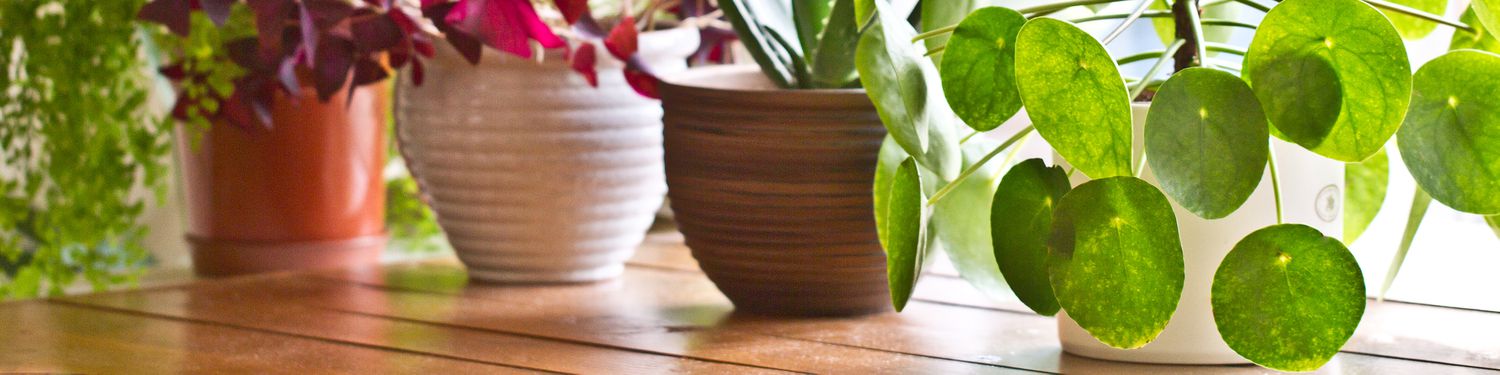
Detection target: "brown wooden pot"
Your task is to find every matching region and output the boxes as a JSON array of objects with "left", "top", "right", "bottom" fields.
[
  {"left": 178, "top": 84, "right": 388, "bottom": 277},
  {"left": 660, "top": 65, "right": 890, "bottom": 316}
]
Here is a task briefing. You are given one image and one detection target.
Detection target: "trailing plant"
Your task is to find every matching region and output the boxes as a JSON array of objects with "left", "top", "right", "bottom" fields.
[
  {"left": 0, "top": 0, "right": 173, "bottom": 298},
  {"left": 136, "top": 0, "right": 702, "bottom": 127},
  {"left": 849, "top": 0, "right": 1500, "bottom": 371}
]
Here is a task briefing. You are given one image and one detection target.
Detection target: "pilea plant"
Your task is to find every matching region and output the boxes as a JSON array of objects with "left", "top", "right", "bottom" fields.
[{"left": 857, "top": 0, "right": 1500, "bottom": 371}]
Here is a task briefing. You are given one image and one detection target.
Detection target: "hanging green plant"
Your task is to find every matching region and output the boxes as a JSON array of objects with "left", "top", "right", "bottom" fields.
[{"left": 0, "top": 0, "right": 171, "bottom": 298}]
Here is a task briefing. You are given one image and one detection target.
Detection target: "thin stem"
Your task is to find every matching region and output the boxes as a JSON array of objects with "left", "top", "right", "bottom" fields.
[
  {"left": 1071, "top": 11, "right": 1171, "bottom": 23},
  {"left": 1117, "top": 50, "right": 1168, "bottom": 65},
  {"left": 1228, "top": 0, "right": 1270, "bottom": 12},
  {"left": 1381, "top": 188, "right": 1433, "bottom": 300},
  {"left": 1185, "top": 0, "right": 1211, "bottom": 69},
  {"left": 913, "top": 24, "right": 958, "bottom": 43},
  {"left": 1363, "top": 0, "right": 1473, "bottom": 32},
  {"left": 1202, "top": 0, "right": 1234, "bottom": 8},
  {"left": 928, "top": 125, "right": 1037, "bottom": 206},
  {"left": 1019, "top": 0, "right": 1133, "bottom": 16},
  {"left": 1267, "top": 140, "right": 1284, "bottom": 224},
  {"left": 1204, "top": 42, "right": 1248, "bottom": 55},
  {"left": 925, "top": 45, "right": 947, "bottom": 57},
  {"left": 1102, "top": 0, "right": 1159, "bottom": 45},
  {"left": 1201, "top": 19, "right": 1256, "bottom": 30},
  {"left": 960, "top": 130, "right": 981, "bottom": 145},
  {"left": 1130, "top": 39, "right": 1186, "bottom": 100}
]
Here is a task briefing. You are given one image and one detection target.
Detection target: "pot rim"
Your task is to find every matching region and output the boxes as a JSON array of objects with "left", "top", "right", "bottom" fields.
[{"left": 659, "top": 65, "right": 867, "bottom": 97}]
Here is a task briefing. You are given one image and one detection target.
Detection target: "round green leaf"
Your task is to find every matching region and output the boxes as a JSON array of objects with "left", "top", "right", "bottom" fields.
[
  {"left": 1145, "top": 68, "right": 1270, "bottom": 219},
  {"left": 1048, "top": 177, "right": 1185, "bottom": 349},
  {"left": 857, "top": 2, "right": 963, "bottom": 180},
  {"left": 1244, "top": 0, "right": 1411, "bottom": 162},
  {"left": 940, "top": 7, "right": 1026, "bottom": 132},
  {"left": 1397, "top": 50, "right": 1500, "bottom": 215},
  {"left": 992, "top": 158, "right": 1070, "bottom": 316},
  {"left": 1453, "top": 7, "right": 1500, "bottom": 54},
  {"left": 1150, "top": 0, "right": 1239, "bottom": 51},
  {"left": 1212, "top": 224, "right": 1365, "bottom": 372},
  {"left": 1016, "top": 18, "right": 1133, "bottom": 178},
  {"left": 1474, "top": 0, "right": 1500, "bottom": 37},
  {"left": 887, "top": 157, "right": 928, "bottom": 312},
  {"left": 1381, "top": 0, "right": 1448, "bottom": 40},
  {"left": 1344, "top": 147, "right": 1389, "bottom": 244}
]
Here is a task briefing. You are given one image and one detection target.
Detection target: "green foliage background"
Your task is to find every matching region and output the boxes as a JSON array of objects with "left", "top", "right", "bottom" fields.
[{"left": 0, "top": 0, "right": 171, "bottom": 298}]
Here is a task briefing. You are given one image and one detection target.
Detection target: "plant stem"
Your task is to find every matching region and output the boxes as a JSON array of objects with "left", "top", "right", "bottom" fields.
[
  {"left": 925, "top": 45, "right": 947, "bottom": 57},
  {"left": 1185, "top": 0, "right": 1211, "bottom": 69},
  {"left": 1130, "top": 39, "right": 1186, "bottom": 100},
  {"left": 1201, "top": 19, "right": 1256, "bottom": 30},
  {"left": 960, "top": 130, "right": 981, "bottom": 144},
  {"left": 1018, "top": 0, "right": 1134, "bottom": 16},
  {"left": 1102, "top": 0, "right": 1158, "bottom": 45},
  {"left": 927, "top": 125, "right": 1037, "bottom": 206},
  {"left": 1135, "top": 153, "right": 1150, "bottom": 177},
  {"left": 1381, "top": 188, "right": 1433, "bottom": 300},
  {"left": 1204, "top": 42, "right": 1248, "bottom": 55},
  {"left": 1117, "top": 50, "right": 1167, "bottom": 65},
  {"left": 1171, "top": 0, "right": 1200, "bottom": 71},
  {"left": 912, "top": 24, "right": 958, "bottom": 43},
  {"left": 1267, "top": 140, "right": 1284, "bottom": 224},
  {"left": 1228, "top": 0, "right": 1270, "bottom": 12},
  {"left": 1363, "top": 0, "right": 1473, "bottom": 32},
  {"left": 1071, "top": 11, "right": 1171, "bottom": 23}
]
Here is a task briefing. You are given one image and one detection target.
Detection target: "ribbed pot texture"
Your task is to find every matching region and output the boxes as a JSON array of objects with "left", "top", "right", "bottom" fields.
[
  {"left": 396, "top": 29, "right": 696, "bottom": 283},
  {"left": 660, "top": 65, "right": 891, "bottom": 316}
]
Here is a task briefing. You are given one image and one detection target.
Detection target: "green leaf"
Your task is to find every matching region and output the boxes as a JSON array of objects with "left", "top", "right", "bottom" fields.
[
  {"left": 811, "top": 0, "right": 861, "bottom": 88},
  {"left": 1016, "top": 18, "right": 1133, "bottom": 179},
  {"left": 1344, "top": 147, "right": 1389, "bottom": 244},
  {"left": 1145, "top": 68, "right": 1269, "bottom": 219},
  {"left": 887, "top": 157, "right": 929, "bottom": 312},
  {"left": 939, "top": 7, "right": 1026, "bottom": 132},
  {"left": 1486, "top": 215, "right": 1500, "bottom": 240},
  {"left": 1396, "top": 50, "right": 1500, "bottom": 215},
  {"left": 1383, "top": 188, "right": 1432, "bottom": 297},
  {"left": 1212, "top": 224, "right": 1365, "bottom": 372},
  {"left": 858, "top": 3, "right": 931, "bottom": 157},
  {"left": 720, "top": 0, "right": 800, "bottom": 88},
  {"left": 992, "top": 158, "right": 1070, "bottom": 316},
  {"left": 932, "top": 137, "right": 1013, "bottom": 303},
  {"left": 857, "top": 2, "right": 963, "bottom": 180},
  {"left": 1380, "top": 0, "right": 1448, "bottom": 40},
  {"left": 921, "top": 0, "right": 1001, "bottom": 64},
  {"left": 1474, "top": 0, "right": 1500, "bottom": 36},
  {"left": 793, "top": 0, "right": 834, "bottom": 61},
  {"left": 1244, "top": 0, "right": 1411, "bottom": 162},
  {"left": 1048, "top": 177, "right": 1185, "bottom": 349},
  {"left": 875, "top": 135, "right": 907, "bottom": 250},
  {"left": 1453, "top": 7, "right": 1500, "bottom": 55},
  {"left": 1150, "top": 0, "right": 1239, "bottom": 50}
]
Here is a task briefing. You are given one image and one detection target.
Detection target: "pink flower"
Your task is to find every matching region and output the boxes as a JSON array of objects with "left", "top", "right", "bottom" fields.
[{"left": 445, "top": 0, "right": 565, "bottom": 59}]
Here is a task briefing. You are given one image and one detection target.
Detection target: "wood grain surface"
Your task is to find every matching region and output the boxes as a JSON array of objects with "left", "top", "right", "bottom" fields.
[{"left": 2, "top": 229, "right": 1496, "bottom": 374}]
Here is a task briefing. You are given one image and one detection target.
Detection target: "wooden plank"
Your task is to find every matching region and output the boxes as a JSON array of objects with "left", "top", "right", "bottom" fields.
[
  {"left": 313, "top": 262, "right": 1492, "bottom": 374},
  {"left": 53, "top": 277, "right": 790, "bottom": 375},
  {"left": 0, "top": 300, "right": 527, "bottom": 374},
  {"left": 633, "top": 229, "right": 1500, "bottom": 371}
]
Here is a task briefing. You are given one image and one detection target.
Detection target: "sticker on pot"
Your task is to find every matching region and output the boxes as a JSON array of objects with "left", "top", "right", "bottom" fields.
[{"left": 1316, "top": 184, "right": 1341, "bottom": 223}]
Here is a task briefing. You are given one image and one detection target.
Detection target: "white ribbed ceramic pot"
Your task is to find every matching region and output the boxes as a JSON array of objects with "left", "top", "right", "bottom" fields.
[
  {"left": 1056, "top": 103, "right": 1344, "bottom": 364},
  {"left": 395, "top": 28, "right": 699, "bottom": 283}
]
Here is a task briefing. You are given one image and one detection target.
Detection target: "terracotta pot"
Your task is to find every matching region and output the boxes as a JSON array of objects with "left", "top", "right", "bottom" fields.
[
  {"left": 179, "top": 84, "right": 388, "bottom": 277},
  {"left": 660, "top": 65, "right": 891, "bottom": 316},
  {"left": 395, "top": 28, "right": 699, "bottom": 283}
]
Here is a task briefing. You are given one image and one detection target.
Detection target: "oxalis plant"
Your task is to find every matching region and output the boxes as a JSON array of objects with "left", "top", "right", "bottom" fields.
[{"left": 858, "top": 0, "right": 1500, "bottom": 371}]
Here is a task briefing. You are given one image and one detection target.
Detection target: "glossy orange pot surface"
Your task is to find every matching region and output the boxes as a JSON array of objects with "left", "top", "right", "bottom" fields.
[{"left": 179, "top": 84, "right": 388, "bottom": 277}]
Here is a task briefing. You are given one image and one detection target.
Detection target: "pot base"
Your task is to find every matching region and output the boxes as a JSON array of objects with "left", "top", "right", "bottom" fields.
[
  {"left": 188, "top": 235, "right": 385, "bottom": 277},
  {"left": 464, "top": 264, "right": 625, "bottom": 284}
]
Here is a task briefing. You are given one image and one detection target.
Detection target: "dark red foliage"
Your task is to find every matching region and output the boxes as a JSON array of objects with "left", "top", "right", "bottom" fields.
[
  {"left": 604, "top": 16, "right": 637, "bottom": 61},
  {"left": 571, "top": 42, "right": 598, "bottom": 87}
]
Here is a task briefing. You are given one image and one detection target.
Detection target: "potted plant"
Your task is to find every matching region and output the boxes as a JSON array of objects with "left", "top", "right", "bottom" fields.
[
  {"left": 394, "top": 0, "right": 704, "bottom": 283},
  {"left": 655, "top": 0, "right": 938, "bottom": 316},
  {"left": 860, "top": 0, "right": 1500, "bottom": 371},
  {"left": 0, "top": 0, "right": 173, "bottom": 297},
  {"left": 135, "top": 0, "right": 470, "bottom": 276}
]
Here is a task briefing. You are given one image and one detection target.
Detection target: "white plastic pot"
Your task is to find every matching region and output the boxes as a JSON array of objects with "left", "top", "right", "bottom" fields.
[
  {"left": 395, "top": 27, "right": 699, "bottom": 283},
  {"left": 1057, "top": 103, "right": 1344, "bottom": 364}
]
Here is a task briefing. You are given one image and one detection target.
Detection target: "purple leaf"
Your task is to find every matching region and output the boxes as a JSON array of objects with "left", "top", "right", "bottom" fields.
[
  {"left": 299, "top": 2, "right": 319, "bottom": 65},
  {"left": 248, "top": 0, "right": 294, "bottom": 56},
  {"left": 313, "top": 37, "right": 355, "bottom": 102},
  {"left": 410, "top": 58, "right": 425, "bottom": 86},
  {"left": 351, "top": 58, "right": 391, "bottom": 87},
  {"left": 352, "top": 12, "right": 403, "bottom": 53},
  {"left": 200, "top": 0, "right": 235, "bottom": 26},
  {"left": 277, "top": 54, "right": 303, "bottom": 97},
  {"left": 447, "top": 0, "right": 564, "bottom": 58},
  {"left": 604, "top": 16, "right": 637, "bottom": 61},
  {"left": 571, "top": 42, "right": 598, "bottom": 87},
  {"left": 137, "top": 0, "right": 192, "bottom": 36},
  {"left": 425, "top": 3, "right": 483, "bottom": 64}
]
